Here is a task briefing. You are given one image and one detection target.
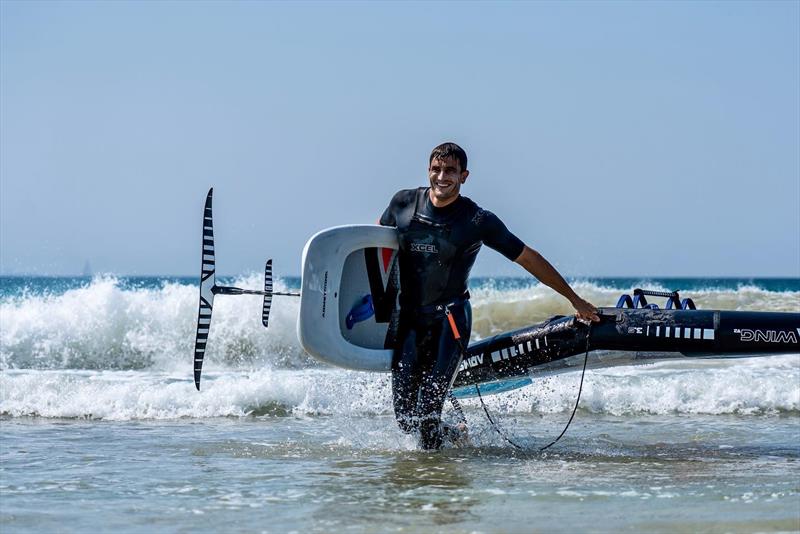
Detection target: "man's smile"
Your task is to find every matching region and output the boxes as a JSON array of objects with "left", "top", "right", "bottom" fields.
[{"left": 428, "top": 155, "right": 469, "bottom": 206}]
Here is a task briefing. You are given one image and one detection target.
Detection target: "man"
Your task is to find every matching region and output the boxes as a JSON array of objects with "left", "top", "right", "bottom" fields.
[{"left": 379, "top": 142, "right": 599, "bottom": 450}]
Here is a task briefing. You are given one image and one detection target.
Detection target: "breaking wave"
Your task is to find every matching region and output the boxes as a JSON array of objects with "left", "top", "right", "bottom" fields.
[
  {"left": 0, "top": 275, "right": 310, "bottom": 371},
  {"left": 2, "top": 275, "right": 797, "bottom": 371}
]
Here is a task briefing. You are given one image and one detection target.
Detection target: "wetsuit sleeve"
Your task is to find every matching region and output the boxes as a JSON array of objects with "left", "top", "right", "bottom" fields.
[
  {"left": 478, "top": 210, "right": 526, "bottom": 261},
  {"left": 379, "top": 189, "right": 414, "bottom": 227},
  {"left": 379, "top": 205, "right": 395, "bottom": 226}
]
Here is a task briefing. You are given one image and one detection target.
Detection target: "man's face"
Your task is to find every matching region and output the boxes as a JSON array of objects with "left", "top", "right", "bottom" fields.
[{"left": 428, "top": 157, "right": 469, "bottom": 202}]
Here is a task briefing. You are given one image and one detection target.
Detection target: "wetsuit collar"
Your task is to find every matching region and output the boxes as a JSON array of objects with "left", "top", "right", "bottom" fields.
[{"left": 425, "top": 187, "right": 463, "bottom": 213}]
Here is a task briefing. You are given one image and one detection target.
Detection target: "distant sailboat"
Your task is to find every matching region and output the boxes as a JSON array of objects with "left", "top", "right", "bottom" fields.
[{"left": 82, "top": 260, "right": 92, "bottom": 277}]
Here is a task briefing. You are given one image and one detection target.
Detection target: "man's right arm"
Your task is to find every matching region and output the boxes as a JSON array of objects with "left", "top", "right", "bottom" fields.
[
  {"left": 379, "top": 189, "right": 414, "bottom": 227},
  {"left": 379, "top": 203, "right": 395, "bottom": 226}
]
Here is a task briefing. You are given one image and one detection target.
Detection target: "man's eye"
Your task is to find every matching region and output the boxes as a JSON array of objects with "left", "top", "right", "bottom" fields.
[{"left": 445, "top": 167, "right": 457, "bottom": 173}]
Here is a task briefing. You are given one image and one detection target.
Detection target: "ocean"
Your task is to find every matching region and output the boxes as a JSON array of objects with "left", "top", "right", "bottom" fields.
[{"left": 1, "top": 275, "right": 799, "bottom": 533}]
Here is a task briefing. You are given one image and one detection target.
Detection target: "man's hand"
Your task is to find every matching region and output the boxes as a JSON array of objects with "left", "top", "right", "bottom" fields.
[{"left": 571, "top": 296, "right": 600, "bottom": 324}]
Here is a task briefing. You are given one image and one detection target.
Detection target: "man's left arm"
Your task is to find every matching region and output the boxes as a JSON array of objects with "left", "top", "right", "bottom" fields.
[{"left": 514, "top": 246, "right": 599, "bottom": 323}]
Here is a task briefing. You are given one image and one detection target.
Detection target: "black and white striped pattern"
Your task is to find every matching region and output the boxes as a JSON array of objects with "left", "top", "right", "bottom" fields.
[
  {"left": 645, "top": 325, "right": 715, "bottom": 340},
  {"left": 194, "top": 188, "right": 216, "bottom": 390},
  {"left": 490, "top": 336, "right": 548, "bottom": 363},
  {"left": 262, "top": 259, "right": 273, "bottom": 328}
]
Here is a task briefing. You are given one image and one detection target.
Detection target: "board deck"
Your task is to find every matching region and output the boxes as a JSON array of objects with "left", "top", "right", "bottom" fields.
[
  {"left": 298, "top": 225, "right": 399, "bottom": 371},
  {"left": 297, "top": 224, "right": 536, "bottom": 397}
]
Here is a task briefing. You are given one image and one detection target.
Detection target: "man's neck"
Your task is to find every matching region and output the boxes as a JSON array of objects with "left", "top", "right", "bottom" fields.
[{"left": 428, "top": 188, "right": 460, "bottom": 208}]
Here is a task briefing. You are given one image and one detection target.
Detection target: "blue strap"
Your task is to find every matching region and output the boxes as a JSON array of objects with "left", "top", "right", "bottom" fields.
[{"left": 346, "top": 294, "right": 375, "bottom": 330}]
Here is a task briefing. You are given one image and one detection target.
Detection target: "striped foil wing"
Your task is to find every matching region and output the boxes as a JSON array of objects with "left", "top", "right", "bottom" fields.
[
  {"left": 194, "top": 188, "right": 216, "bottom": 390},
  {"left": 262, "top": 259, "right": 273, "bottom": 328}
]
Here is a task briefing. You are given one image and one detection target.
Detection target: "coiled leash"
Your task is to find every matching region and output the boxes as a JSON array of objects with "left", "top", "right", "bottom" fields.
[
  {"left": 445, "top": 306, "right": 592, "bottom": 451},
  {"left": 447, "top": 392, "right": 468, "bottom": 427},
  {"left": 538, "top": 323, "right": 591, "bottom": 452}
]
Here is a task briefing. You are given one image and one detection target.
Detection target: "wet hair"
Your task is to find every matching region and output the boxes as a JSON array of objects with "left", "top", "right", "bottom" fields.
[{"left": 429, "top": 142, "right": 468, "bottom": 172}]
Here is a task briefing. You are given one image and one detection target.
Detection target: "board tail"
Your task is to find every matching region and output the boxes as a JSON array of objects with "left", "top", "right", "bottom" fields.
[{"left": 194, "top": 188, "right": 216, "bottom": 390}]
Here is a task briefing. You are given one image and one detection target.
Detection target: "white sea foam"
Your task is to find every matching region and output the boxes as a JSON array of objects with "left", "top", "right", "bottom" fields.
[
  {"left": 0, "top": 368, "right": 391, "bottom": 420},
  {"left": 0, "top": 274, "right": 310, "bottom": 371},
  {"left": 490, "top": 354, "right": 800, "bottom": 416},
  {"left": 1, "top": 355, "right": 797, "bottom": 420}
]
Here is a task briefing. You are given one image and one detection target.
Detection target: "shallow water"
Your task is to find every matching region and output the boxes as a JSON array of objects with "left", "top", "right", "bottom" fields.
[{"left": 2, "top": 414, "right": 799, "bottom": 533}]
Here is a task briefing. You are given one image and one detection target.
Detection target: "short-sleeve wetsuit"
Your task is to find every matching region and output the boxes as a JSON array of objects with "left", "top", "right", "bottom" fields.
[{"left": 380, "top": 187, "right": 525, "bottom": 449}]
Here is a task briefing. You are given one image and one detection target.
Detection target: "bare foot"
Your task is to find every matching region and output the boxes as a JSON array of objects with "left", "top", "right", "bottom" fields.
[{"left": 443, "top": 422, "right": 471, "bottom": 447}]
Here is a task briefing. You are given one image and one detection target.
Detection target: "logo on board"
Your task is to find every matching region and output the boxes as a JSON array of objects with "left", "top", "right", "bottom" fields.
[{"left": 733, "top": 328, "right": 799, "bottom": 343}]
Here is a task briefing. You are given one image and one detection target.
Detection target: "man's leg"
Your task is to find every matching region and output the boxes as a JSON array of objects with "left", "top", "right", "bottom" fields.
[
  {"left": 417, "top": 303, "right": 472, "bottom": 450},
  {"left": 391, "top": 326, "right": 423, "bottom": 433}
]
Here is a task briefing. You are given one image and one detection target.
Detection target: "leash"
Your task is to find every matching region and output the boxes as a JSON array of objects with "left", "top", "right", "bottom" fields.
[
  {"left": 447, "top": 392, "right": 468, "bottom": 427},
  {"left": 445, "top": 306, "right": 592, "bottom": 451},
  {"left": 474, "top": 380, "right": 525, "bottom": 450},
  {"left": 538, "top": 323, "right": 591, "bottom": 451}
]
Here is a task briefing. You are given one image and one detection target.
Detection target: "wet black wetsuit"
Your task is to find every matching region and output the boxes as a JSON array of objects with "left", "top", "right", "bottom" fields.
[{"left": 380, "top": 187, "right": 525, "bottom": 449}]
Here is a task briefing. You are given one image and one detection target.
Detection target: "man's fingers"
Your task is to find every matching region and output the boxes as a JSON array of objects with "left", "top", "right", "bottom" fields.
[
  {"left": 573, "top": 298, "right": 601, "bottom": 323},
  {"left": 576, "top": 309, "right": 601, "bottom": 323}
]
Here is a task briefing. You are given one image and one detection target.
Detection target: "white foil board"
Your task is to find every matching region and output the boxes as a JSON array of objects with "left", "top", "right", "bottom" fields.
[{"left": 298, "top": 225, "right": 399, "bottom": 371}]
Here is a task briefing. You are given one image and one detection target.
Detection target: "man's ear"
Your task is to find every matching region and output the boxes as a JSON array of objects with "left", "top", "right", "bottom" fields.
[{"left": 461, "top": 170, "right": 470, "bottom": 184}]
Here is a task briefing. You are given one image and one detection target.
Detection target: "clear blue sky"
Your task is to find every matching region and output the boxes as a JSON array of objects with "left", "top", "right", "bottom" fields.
[{"left": 1, "top": 0, "right": 798, "bottom": 277}]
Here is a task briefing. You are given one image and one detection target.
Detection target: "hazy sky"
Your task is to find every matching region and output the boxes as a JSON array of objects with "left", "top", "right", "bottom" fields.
[{"left": 2, "top": 1, "right": 798, "bottom": 277}]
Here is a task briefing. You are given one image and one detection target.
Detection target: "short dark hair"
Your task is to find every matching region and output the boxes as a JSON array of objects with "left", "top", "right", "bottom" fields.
[{"left": 429, "top": 142, "right": 467, "bottom": 172}]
